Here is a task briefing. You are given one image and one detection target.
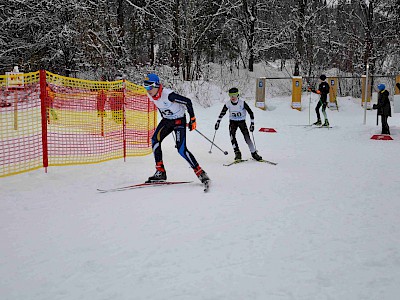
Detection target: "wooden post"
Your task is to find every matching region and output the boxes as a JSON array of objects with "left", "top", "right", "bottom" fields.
[
  {"left": 255, "top": 77, "right": 266, "bottom": 110},
  {"left": 291, "top": 76, "right": 302, "bottom": 110}
]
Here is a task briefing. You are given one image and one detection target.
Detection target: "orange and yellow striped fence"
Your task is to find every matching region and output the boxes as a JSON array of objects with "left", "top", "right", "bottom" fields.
[{"left": 0, "top": 70, "right": 157, "bottom": 177}]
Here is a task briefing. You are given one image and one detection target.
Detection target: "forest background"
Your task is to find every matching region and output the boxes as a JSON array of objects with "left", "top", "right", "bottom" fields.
[{"left": 1, "top": 0, "right": 399, "bottom": 100}]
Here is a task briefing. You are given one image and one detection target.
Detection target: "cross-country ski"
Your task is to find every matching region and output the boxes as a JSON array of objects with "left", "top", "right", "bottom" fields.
[
  {"left": 223, "top": 159, "right": 249, "bottom": 166},
  {"left": 224, "top": 158, "right": 277, "bottom": 166},
  {"left": 97, "top": 181, "right": 193, "bottom": 193}
]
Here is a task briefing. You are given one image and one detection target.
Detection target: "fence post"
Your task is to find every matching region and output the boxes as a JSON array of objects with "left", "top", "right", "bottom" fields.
[
  {"left": 39, "top": 70, "right": 49, "bottom": 172},
  {"left": 122, "top": 79, "right": 127, "bottom": 161}
]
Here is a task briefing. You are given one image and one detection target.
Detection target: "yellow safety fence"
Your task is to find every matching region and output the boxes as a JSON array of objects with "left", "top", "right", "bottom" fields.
[{"left": 0, "top": 70, "right": 157, "bottom": 177}]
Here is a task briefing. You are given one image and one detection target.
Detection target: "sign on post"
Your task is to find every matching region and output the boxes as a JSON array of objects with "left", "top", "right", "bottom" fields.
[
  {"left": 328, "top": 77, "right": 338, "bottom": 110},
  {"left": 5, "top": 67, "right": 24, "bottom": 130},
  {"left": 255, "top": 77, "right": 266, "bottom": 110},
  {"left": 291, "top": 76, "right": 302, "bottom": 110},
  {"left": 6, "top": 66, "right": 24, "bottom": 90}
]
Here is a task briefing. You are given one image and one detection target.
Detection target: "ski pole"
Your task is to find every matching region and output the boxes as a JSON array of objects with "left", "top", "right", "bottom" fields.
[
  {"left": 309, "top": 91, "right": 311, "bottom": 125},
  {"left": 251, "top": 132, "right": 257, "bottom": 151},
  {"left": 194, "top": 128, "right": 228, "bottom": 155},
  {"left": 209, "top": 130, "right": 217, "bottom": 153}
]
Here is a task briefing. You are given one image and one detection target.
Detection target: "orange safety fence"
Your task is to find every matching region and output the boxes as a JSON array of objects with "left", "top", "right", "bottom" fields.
[{"left": 0, "top": 70, "right": 157, "bottom": 177}]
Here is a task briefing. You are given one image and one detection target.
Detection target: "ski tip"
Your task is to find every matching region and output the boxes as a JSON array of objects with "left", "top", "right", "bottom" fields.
[{"left": 251, "top": 158, "right": 278, "bottom": 165}]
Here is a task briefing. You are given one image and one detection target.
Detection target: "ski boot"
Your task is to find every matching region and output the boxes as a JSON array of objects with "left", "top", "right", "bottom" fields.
[
  {"left": 234, "top": 150, "right": 242, "bottom": 161},
  {"left": 251, "top": 151, "right": 263, "bottom": 161},
  {"left": 322, "top": 119, "right": 330, "bottom": 127},
  {"left": 313, "top": 119, "right": 322, "bottom": 126},
  {"left": 194, "top": 166, "right": 210, "bottom": 183},
  {"left": 146, "top": 161, "right": 167, "bottom": 183}
]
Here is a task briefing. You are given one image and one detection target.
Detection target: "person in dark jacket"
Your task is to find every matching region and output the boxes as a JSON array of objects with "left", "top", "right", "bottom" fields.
[
  {"left": 308, "top": 74, "right": 330, "bottom": 126},
  {"left": 373, "top": 84, "right": 391, "bottom": 135}
]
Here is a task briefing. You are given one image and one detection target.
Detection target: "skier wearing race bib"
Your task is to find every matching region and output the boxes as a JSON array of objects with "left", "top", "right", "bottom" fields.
[
  {"left": 143, "top": 73, "right": 209, "bottom": 184},
  {"left": 214, "top": 87, "right": 263, "bottom": 161}
]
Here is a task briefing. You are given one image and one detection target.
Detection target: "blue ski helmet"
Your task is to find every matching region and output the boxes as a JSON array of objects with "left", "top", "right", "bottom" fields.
[
  {"left": 377, "top": 84, "right": 385, "bottom": 91},
  {"left": 143, "top": 73, "right": 160, "bottom": 90}
]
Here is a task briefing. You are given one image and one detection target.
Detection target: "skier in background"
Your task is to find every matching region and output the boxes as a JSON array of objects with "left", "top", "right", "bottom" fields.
[
  {"left": 308, "top": 74, "right": 330, "bottom": 126},
  {"left": 96, "top": 89, "right": 107, "bottom": 118},
  {"left": 109, "top": 75, "right": 124, "bottom": 123},
  {"left": 96, "top": 75, "right": 107, "bottom": 118},
  {"left": 143, "top": 73, "right": 210, "bottom": 185},
  {"left": 373, "top": 83, "right": 391, "bottom": 135},
  {"left": 214, "top": 87, "right": 263, "bottom": 161},
  {"left": 45, "top": 83, "right": 58, "bottom": 120}
]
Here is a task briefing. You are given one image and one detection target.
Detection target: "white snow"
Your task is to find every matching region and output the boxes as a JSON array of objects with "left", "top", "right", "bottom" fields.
[{"left": 1, "top": 92, "right": 400, "bottom": 299}]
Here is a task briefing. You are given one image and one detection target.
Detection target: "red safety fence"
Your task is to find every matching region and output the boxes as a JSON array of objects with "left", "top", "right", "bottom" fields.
[{"left": 0, "top": 70, "right": 157, "bottom": 177}]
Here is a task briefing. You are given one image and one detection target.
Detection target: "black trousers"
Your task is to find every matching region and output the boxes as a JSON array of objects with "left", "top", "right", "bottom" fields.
[
  {"left": 381, "top": 115, "right": 390, "bottom": 134},
  {"left": 151, "top": 117, "right": 199, "bottom": 169},
  {"left": 315, "top": 100, "right": 327, "bottom": 121},
  {"left": 229, "top": 120, "right": 255, "bottom": 153}
]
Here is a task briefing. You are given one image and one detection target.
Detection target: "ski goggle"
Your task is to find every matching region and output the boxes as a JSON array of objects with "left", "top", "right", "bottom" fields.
[
  {"left": 143, "top": 81, "right": 159, "bottom": 91},
  {"left": 229, "top": 92, "right": 239, "bottom": 97}
]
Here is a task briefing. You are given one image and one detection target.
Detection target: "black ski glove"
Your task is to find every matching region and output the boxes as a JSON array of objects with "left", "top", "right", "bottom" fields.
[
  {"left": 215, "top": 120, "right": 220, "bottom": 130},
  {"left": 249, "top": 122, "right": 254, "bottom": 132}
]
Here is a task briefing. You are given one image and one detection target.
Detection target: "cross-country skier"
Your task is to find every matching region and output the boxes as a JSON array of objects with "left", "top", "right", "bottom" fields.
[
  {"left": 214, "top": 87, "right": 263, "bottom": 161},
  {"left": 308, "top": 74, "right": 330, "bottom": 126},
  {"left": 45, "top": 83, "right": 58, "bottom": 120},
  {"left": 143, "top": 73, "right": 210, "bottom": 184}
]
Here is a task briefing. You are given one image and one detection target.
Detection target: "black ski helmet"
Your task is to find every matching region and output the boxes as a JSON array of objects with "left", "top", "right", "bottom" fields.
[{"left": 228, "top": 87, "right": 239, "bottom": 96}]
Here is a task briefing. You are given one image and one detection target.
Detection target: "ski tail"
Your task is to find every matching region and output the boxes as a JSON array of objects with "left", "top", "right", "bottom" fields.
[
  {"left": 97, "top": 181, "right": 193, "bottom": 193},
  {"left": 223, "top": 159, "right": 248, "bottom": 166},
  {"left": 203, "top": 180, "right": 210, "bottom": 192}
]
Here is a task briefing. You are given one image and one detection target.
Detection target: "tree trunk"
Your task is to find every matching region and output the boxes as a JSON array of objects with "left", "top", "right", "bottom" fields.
[
  {"left": 295, "top": 0, "right": 306, "bottom": 76},
  {"left": 172, "top": 0, "right": 181, "bottom": 76}
]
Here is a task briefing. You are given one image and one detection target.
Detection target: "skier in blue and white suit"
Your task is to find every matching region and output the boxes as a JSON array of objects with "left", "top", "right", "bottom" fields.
[
  {"left": 143, "top": 73, "right": 209, "bottom": 184},
  {"left": 214, "top": 87, "right": 263, "bottom": 161}
]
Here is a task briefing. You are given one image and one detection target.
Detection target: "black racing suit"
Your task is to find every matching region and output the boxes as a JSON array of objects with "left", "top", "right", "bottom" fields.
[{"left": 311, "top": 81, "right": 330, "bottom": 121}]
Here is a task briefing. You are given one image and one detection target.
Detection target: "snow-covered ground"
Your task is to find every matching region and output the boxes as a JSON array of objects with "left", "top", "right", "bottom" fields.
[{"left": 1, "top": 92, "right": 400, "bottom": 300}]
